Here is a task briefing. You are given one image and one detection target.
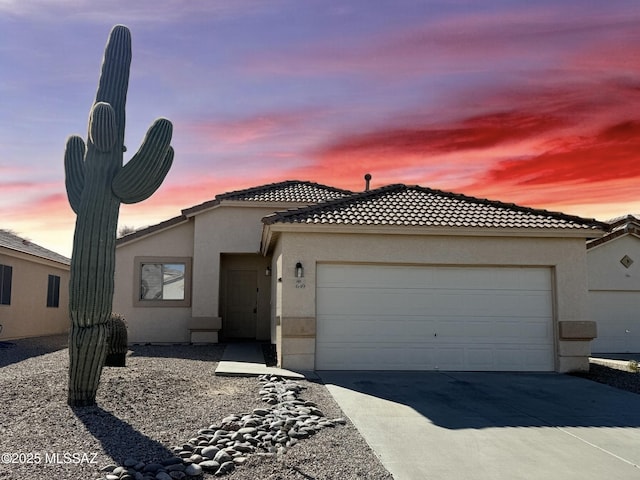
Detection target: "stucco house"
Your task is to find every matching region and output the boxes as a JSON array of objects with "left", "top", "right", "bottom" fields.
[
  {"left": 0, "top": 229, "right": 70, "bottom": 340},
  {"left": 587, "top": 214, "right": 640, "bottom": 354},
  {"left": 114, "top": 180, "right": 607, "bottom": 373}
]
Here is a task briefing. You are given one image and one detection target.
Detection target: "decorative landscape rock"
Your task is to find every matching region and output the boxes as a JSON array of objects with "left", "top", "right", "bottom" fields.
[{"left": 95, "top": 376, "right": 346, "bottom": 479}]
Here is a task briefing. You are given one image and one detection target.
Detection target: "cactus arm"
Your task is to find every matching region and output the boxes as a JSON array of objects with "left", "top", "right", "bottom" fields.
[
  {"left": 112, "top": 118, "right": 174, "bottom": 204},
  {"left": 64, "top": 135, "right": 86, "bottom": 215},
  {"left": 114, "top": 146, "right": 174, "bottom": 204},
  {"left": 95, "top": 25, "right": 131, "bottom": 145}
]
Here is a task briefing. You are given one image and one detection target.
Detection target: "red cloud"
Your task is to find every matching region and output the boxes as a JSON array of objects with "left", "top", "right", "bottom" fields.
[{"left": 490, "top": 121, "right": 640, "bottom": 186}]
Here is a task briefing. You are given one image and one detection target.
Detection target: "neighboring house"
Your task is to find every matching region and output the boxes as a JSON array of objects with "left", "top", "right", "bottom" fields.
[
  {"left": 0, "top": 230, "right": 70, "bottom": 340},
  {"left": 114, "top": 180, "right": 607, "bottom": 373},
  {"left": 587, "top": 214, "right": 640, "bottom": 354}
]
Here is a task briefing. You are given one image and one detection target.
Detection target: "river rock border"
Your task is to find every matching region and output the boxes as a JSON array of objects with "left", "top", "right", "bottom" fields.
[{"left": 96, "top": 374, "right": 346, "bottom": 479}]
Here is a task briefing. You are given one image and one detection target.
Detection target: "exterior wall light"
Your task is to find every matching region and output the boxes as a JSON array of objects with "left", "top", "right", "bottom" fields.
[
  {"left": 295, "top": 262, "right": 304, "bottom": 278},
  {"left": 265, "top": 266, "right": 272, "bottom": 276}
]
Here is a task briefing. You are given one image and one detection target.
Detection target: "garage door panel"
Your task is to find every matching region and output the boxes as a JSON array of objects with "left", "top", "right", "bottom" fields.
[
  {"left": 319, "top": 289, "right": 551, "bottom": 318},
  {"left": 316, "top": 264, "right": 555, "bottom": 371}
]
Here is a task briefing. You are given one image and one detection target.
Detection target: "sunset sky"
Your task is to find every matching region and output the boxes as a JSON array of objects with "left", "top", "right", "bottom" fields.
[{"left": 2, "top": 0, "right": 640, "bottom": 257}]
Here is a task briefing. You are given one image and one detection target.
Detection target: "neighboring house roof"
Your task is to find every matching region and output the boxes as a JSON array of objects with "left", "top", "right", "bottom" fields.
[
  {"left": 116, "top": 180, "right": 352, "bottom": 246},
  {"left": 182, "top": 180, "right": 352, "bottom": 217},
  {"left": 587, "top": 214, "right": 640, "bottom": 249},
  {"left": 0, "top": 229, "right": 70, "bottom": 265},
  {"left": 263, "top": 184, "right": 608, "bottom": 231}
]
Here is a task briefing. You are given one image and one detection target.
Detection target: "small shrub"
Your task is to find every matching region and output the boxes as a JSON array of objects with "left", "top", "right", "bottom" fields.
[{"left": 105, "top": 313, "right": 128, "bottom": 367}]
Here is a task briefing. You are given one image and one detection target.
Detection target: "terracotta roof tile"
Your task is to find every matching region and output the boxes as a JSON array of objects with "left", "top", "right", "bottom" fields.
[
  {"left": 0, "top": 230, "right": 70, "bottom": 265},
  {"left": 263, "top": 184, "right": 607, "bottom": 231}
]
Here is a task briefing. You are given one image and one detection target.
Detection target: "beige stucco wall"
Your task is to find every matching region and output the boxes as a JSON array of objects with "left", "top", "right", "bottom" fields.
[
  {"left": 588, "top": 235, "right": 640, "bottom": 291},
  {"left": 191, "top": 205, "right": 284, "bottom": 319},
  {"left": 114, "top": 203, "right": 281, "bottom": 343},
  {"left": 587, "top": 234, "right": 640, "bottom": 353},
  {"left": 270, "top": 231, "right": 594, "bottom": 372},
  {"left": 113, "top": 221, "right": 194, "bottom": 343},
  {"left": 0, "top": 251, "right": 69, "bottom": 340}
]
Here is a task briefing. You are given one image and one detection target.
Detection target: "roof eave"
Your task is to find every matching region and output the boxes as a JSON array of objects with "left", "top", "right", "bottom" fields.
[
  {"left": 115, "top": 215, "right": 190, "bottom": 248},
  {"left": 587, "top": 229, "right": 640, "bottom": 250},
  {"left": 0, "top": 246, "right": 71, "bottom": 269},
  {"left": 261, "top": 222, "right": 605, "bottom": 248}
]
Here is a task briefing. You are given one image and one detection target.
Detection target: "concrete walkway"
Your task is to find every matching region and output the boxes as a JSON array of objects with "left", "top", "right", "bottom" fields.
[
  {"left": 319, "top": 371, "right": 640, "bottom": 480},
  {"left": 214, "top": 343, "right": 306, "bottom": 379}
]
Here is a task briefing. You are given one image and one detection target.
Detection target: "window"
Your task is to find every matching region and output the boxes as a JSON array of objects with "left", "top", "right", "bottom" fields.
[
  {"left": 134, "top": 257, "right": 192, "bottom": 307},
  {"left": 0, "top": 264, "right": 12, "bottom": 305},
  {"left": 47, "top": 274, "right": 61, "bottom": 308},
  {"left": 140, "top": 263, "right": 185, "bottom": 300}
]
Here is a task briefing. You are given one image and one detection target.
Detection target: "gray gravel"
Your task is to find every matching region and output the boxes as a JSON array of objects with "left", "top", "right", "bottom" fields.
[
  {"left": 571, "top": 362, "right": 640, "bottom": 395},
  {"left": 2, "top": 336, "right": 638, "bottom": 480},
  {"left": 0, "top": 335, "right": 392, "bottom": 480}
]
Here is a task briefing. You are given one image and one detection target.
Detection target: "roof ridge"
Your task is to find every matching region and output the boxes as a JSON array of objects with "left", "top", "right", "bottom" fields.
[
  {"left": 182, "top": 180, "right": 353, "bottom": 216},
  {"left": 262, "top": 183, "right": 405, "bottom": 224},
  {"left": 217, "top": 180, "right": 352, "bottom": 200}
]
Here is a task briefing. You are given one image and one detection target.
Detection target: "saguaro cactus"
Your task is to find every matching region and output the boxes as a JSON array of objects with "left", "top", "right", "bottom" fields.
[{"left": 64, "top": 25, "right": 174, "bottom": 406}]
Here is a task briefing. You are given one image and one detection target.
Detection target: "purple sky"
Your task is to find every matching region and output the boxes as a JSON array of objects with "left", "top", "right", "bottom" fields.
[{"left": 2, "top": 0, "right": 640, "bottom": 256}]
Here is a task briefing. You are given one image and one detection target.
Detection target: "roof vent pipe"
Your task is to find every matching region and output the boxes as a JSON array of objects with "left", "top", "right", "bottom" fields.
[{"left": 364, "top": 173, "right": 372, "bottom": 191}]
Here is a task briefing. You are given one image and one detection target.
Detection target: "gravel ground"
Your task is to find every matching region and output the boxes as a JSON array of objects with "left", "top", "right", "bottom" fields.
[
  {"left": 570, "top": 362, "right": 640, "bottom": 395},
  {"left": 0, "top": 335, "right": 392, "bottom": 480},
  {"left": 2, "top": 336, "right": 638, "bottom": 480}
]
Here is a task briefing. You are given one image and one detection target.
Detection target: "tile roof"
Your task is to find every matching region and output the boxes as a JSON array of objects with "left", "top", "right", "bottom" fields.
[
  {"left": 182, "top": 180, "right": 352, "bottom": 216},
  {"left": 607, "top": 214, "right": 640, "bottom": 232},
  {"left": 0, "top": 230, "right": 70, "bottom": 265},
  {"left": 263, "top": 184, "right": 608, "bottom": 231},
  {"left": 587, "top": 214, "right": 640, "bottom": 249}
]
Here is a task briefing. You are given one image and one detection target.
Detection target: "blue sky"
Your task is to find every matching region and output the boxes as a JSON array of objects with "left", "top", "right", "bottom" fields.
[{"left": 2, "top": 0, "right": 640, "bottom": 256}]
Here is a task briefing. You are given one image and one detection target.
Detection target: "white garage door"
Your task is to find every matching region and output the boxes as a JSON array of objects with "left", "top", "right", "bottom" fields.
[
  {"left": 589, "top": 291, "right": 640, "bottom": 353},
  {"left": 316, "top": 264, "right": 554, "bottom": 371}
]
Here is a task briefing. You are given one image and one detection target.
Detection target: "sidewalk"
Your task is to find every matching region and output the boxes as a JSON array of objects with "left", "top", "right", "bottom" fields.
[{"left": 214, "top": 342, "right": 307, "bottom": 379}]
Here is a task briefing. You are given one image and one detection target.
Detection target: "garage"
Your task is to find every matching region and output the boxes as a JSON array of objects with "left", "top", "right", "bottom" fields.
[
  {"left": 589, "top": 292, "right": 639, "bottom": 353},
  {"left": 316, "top": 264, "right": 555, "bottom": 371}
]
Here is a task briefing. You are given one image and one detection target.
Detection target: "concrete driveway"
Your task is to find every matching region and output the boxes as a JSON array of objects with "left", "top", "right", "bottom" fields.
[{"left": 318, "top": 371, "right": 640, "bottom": 480}]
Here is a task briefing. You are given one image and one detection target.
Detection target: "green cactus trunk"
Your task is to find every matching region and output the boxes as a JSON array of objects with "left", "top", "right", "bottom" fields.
[
  {"left": 65, "top": 25, "right": 173, "bottom": 406},
  {"left": 68, "top": 324, "right": 109, "bottom": 406}
]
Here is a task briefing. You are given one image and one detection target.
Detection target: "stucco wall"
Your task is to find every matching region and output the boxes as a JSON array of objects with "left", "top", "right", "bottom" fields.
[
  {"left": 192, "top": 205, "right": 284, "bottom": 319},
  {"left": 113, "top": 221, "right": 194, "bottom": 343},
  {"left": 271, "top": 232, "right": 592, "bottom": 371},
  {"left": 587, "top": 234, "right": 640, "bottom": 353},
  {"left": 0, "top": 252, "right": 69, "bottom": 340},
  {"left": 588, "top": 235, "right": 640, "bottom": 291}
]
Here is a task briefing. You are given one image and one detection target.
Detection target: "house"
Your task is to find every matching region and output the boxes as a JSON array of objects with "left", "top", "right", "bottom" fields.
[
  {"left": 114, "top": 180, "right": 607, "bottom": 372},
  {"left": 0, "top": 229, "right": 70, "bottom": 340},
  {"left": 587, "top": 214, "right": 640, "bottom": 354}
]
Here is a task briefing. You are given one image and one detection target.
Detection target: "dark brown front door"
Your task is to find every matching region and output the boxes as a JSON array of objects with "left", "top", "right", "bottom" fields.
[{"left": 224, "top": 269, "right": 257, "bottom": 338}]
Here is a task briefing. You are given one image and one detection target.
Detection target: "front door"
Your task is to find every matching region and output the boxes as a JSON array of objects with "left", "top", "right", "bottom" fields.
[{"left": 224, "top": 269, "right": 257, "bottom": 338}]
